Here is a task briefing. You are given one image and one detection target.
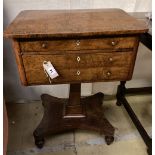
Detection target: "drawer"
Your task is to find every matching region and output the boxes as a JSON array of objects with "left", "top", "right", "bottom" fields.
[
  {"left": 22, "top": 51, "right": 134, "bottom": 69},
  {"left": 20, "top": 37, "right": 137, "bottom": 52},
  {"left": 24, "top": 67, "right": 131, "bottom": 85}
]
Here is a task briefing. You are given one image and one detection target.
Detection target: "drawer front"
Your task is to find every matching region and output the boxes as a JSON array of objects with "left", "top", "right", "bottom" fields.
[
  {"left": 24, "top": 67, "right": 131, "bottom": 85},
  {"left": 22, "top": 52, "right": 135, "bottom": 85},
  {"left": 22, "top": 51, "right": 134, "bottom": 69},
  {"left": 20, "top": 37, "right": 136, "bottom": 52}
]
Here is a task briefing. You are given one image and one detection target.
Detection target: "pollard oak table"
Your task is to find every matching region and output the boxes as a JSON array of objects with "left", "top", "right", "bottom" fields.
[{"left": 4, "top": 9, "right": 148, "bottom": 149}]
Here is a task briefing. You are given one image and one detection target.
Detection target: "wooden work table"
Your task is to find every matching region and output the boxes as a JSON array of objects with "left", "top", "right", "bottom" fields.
[{"left": 4, "top": 9, "right": 148, "bottom": 153}]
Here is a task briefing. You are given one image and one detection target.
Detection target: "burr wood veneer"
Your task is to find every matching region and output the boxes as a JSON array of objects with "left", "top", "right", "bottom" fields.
[{"left": 4, "top": 9, "right": 148, "bottom": 148}]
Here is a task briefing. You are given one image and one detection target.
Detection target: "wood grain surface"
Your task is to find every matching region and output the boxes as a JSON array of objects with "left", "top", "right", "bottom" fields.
[
  {"left": 22, "top": 52, "right": 134, "bottom": 69},
  {"left": 33, "top": 92, "right": 115, "bottom": 148},
  {"left": 12, "top": 39, "right": 28, "bottom": 85},
  {"left": 20, "top": 37, "right": 136, "bottom": 52},
  {"left": 4, "top": 9, "right": 148, "bottom": 38},
  {"left": 4, "top": 9, "right": 144, "bottom": 86},
  {"left": 24, "top": 66, "right": 131, "bottom": 85},
  {"left": 22, "top": 51, "right": 135, "bottom": 85}
]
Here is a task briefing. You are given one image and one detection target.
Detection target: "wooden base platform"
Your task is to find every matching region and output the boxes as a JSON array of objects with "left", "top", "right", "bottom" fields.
[{"left": 33, "top": 84, "right": 115, "bottom": 148}]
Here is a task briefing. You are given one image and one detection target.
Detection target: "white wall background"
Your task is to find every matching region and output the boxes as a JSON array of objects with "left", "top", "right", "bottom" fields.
[{"left": 3, "top": 0, "right": 152, "bottom": 101}]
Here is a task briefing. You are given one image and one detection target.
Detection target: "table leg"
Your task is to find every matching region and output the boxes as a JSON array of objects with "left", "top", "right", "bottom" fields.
[{"left": 116, "top": 81, "right": 152, "bottom": 155}]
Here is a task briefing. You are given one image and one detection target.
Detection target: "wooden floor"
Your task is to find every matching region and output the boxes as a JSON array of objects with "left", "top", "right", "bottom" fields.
[{"left": 6, "top": 94, "right": 152, "bottom": 155}]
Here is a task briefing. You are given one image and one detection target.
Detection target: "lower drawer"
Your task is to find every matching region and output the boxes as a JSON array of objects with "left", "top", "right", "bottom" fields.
[{"left": 24, "top": 67, "right": 132, "bottom": 85}]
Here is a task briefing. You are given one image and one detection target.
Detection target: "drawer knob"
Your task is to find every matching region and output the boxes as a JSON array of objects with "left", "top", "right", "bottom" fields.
[
  {"left": 76, "top": 40, "right": 80, "bottom": 46},
  {"left": 111, "top": 41, "right": 116, "bottom": 46},
  {"left": 106, "top": 71, "right": 111, "bottom": 76},
  {"left": 109, "top": 57, "right": 113, "bottom": 62},
  {"left": 77, "top": 70, "right": 80, "bottom": 75},
  {"left": 77, "top": 56, "right": 81, "bottom": 62},
  {"left": 42, "top": 43, "right": 47, "bottom": 48}
]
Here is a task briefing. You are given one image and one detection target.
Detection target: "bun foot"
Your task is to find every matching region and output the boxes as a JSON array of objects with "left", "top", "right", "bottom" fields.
[
  {"left": 33, "top": 131, "right": 45, "bottom": 149},
  {"left": 116, "top": 101, "right": 122, "bottom": 106},
  {"left": 35, "top": 138, "right": 45, "bottom": 149},
  {"left": 105, "top": 136, "right": 114, "bottom": 145}
]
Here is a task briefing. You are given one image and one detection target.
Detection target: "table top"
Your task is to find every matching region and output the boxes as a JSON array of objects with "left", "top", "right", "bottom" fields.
[
  {"left": 4, "top": 9, "right": 148, "bottom": 39},
  {"left": 129, "top": 12, "right": 152, "bottom": 50},
  {"left": 129, "top": 12, "right": 151, "bottom": 35}
]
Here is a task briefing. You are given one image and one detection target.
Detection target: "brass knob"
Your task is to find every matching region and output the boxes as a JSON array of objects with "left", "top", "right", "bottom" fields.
[
  {"left": 111, "top": 41, "right": 116, "bottom": 46},
  {"left": 106, "top": 71, "right": 111, "bottom": 76},
  {"left": 77, "top": 70, "right": 80, "bottom": 75},
  {"left": 77, "top": 56, "right": 81, "bottom": 62},
  {"left": 76, "top": 40, "right": 80, "bottom": 46},
  {"left": 42, "top": 43, "right": 47, "bottom": 48},
  {"left": 109, "top": 57, "right": 113, "bottom": 62}
]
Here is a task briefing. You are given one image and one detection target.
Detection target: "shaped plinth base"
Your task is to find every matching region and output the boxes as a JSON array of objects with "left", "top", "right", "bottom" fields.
[{"left": 33, "top": 84, "right": 114, "bottom": 148}]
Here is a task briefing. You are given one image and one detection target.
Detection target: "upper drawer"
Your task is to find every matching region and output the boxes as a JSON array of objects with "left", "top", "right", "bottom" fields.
[{"left": 20, "top": 37, "right": 137, "bottom": 52}]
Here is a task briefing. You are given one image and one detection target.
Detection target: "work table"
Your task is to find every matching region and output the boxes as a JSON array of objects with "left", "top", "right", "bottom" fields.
[{"left": 4, "top": 9, "right": 149, "bottom": 152}]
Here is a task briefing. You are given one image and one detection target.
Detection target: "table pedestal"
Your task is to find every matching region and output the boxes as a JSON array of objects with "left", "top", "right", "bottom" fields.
[{"left": 33, "top": 83, "right": 115, "bottom": 148}]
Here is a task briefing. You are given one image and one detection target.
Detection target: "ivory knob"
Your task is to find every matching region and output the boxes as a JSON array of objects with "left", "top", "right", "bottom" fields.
[
  {"left": 109, "top": 57, "right": 113, "bottom": 62},
  {"left": 77, "top": 56, "right": 81, "bottom": 62},
  {"left": 76, "top": 40, "right": 80, "bottom": 46},
  {"left": 42, "top": 43, "right": 47, "bottom": 48},
  {"left": 77, "top": 70, "right": 80, "bottom": 75},
  {"left": 106, "top": 71, "right": 111, "bottom": 76},
  {"left": 111, "top": 41, "right": 116, "bottom": 46}
]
